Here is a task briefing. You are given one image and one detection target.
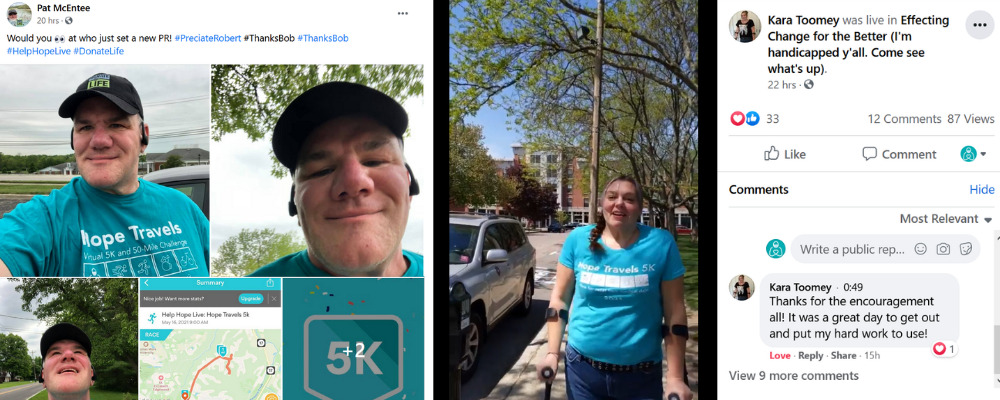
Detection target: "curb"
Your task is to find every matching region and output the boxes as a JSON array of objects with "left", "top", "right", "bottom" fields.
[
  {"left": 485, "top": 325, "right": 566, "bottom": 400},
  {"left": 485, "top": 311, "right": 699, "bottom": 400}
]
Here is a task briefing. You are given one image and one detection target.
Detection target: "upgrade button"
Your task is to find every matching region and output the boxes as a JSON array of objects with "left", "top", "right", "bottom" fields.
[{"left": 239, "top": 293, "right": 264, "bottom": 304}]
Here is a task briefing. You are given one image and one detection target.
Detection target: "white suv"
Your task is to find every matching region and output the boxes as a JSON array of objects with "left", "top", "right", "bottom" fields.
[{"left": 449, "top": 213, "right": 536, "bottom": 382}]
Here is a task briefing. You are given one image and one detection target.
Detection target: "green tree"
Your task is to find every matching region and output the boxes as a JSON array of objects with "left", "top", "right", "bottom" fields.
[
  {"left": 212, "top": 65, "right": 424, "bottom": 178},
  {"left": 600, "top": 71, "right": 698, "bottom": 233},
  {"left": 212, "top": 228, "right": 307, "bottom": 277},
  {"left": 449, "top": 121, "right": 516, "bottom": 208},
  {"left": 503, "top": 162, "right": 557, "bottom": 226},
  {"left": 451, "top": 0, "right": 699, "bottom": 233},
  {"left": 0, "top": 154, "right": 75, "bottom": 174},
  {"left": 555, "top": 210, "right": 569, "bottom": 224},
  {"left": 11, "top": 278, "right": 138, "bottom": 392},
  {"left": 450, "top": 0, "right": 697, "bottom": 120},
  {"left": 160, "top": 155, "right": 185, "bottom": 170},
  {"left": 0, "top": 333, "right": 32, "bottom": 381}
]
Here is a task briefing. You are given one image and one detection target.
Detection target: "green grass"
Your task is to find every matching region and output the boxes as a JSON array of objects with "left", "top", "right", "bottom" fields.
[
  {"left": 676, "top": 235, "right": 699, "bottom": 311},
  {"left": 0, "top": 381, "right": 34, "bottom": 389},
  {"left": 30, "top": 389, "right": 137, "bottom": 400},
  {"left": 0, "top": 184, "right": 64, "bottom": 194}
]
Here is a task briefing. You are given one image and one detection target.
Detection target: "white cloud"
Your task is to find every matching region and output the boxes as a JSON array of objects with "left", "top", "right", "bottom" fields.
[{"left": 0, "top": 280, "right": 53, "bottom": 359}]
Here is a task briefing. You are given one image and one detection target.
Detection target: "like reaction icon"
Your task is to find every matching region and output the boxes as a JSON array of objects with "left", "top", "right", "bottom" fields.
[
  {"left": 746, "top": 111, "right": 760, "bottom": 126},
  {"left": 764, "top": 146, "right": 779, "bottom": 161}
]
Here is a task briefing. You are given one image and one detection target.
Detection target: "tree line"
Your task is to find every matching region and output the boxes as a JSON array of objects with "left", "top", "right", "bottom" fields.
[
  {"left": 0, "top": 153, "right": 75, "bottom": 174},
  {"left": 0, "top": 333, "right": 37, "bottom": 382}
]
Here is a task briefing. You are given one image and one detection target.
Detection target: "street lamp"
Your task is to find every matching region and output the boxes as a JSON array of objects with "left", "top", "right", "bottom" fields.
[{"left": 577, "top": 0, "right": 605, "bottom": 224}]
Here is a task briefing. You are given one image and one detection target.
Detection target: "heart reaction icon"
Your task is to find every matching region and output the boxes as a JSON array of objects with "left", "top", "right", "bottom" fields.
[
  {"left": 932, "top": 342, "right": 946, "bottom": 355},
  {"left": 731, "top": 111, "right": 745, "bottom": 126}
]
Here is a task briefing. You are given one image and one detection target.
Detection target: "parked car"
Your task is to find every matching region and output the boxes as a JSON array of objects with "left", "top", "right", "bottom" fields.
[
  {"left": 547, "top": 221, "right": 563, "bottom": 233},
  {"left": 563, "top": 222, "right": 583, "bottom": 230},
  {"left": 449, "top": 213, "right": 536, "bottom": 382},
  {"left": 143, "top": 164, "right": 210, "bottom": 219},
  {"left": 676, "top": 225, "right": 692, "bottom": 235}
]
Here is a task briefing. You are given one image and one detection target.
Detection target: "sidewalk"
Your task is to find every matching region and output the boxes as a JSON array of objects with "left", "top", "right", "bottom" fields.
[{"left": 485, "top": 311, "right": 699, "bottom": 400}]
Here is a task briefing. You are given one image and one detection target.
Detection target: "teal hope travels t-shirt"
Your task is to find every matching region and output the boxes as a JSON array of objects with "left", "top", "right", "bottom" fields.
[
  {"left": 0, "top": 177, "right": 210, "bottom": 277},
  {"left": 247, "top": 249, "right": 423, "bottom": 277},
  {"left": 560, "top": 224, "right": 685, "bottom": 365}
]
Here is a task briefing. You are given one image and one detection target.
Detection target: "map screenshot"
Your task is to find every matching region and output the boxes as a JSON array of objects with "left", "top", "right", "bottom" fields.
[{"left": 138, "top": 278, "right": 282, "bottom": 400}]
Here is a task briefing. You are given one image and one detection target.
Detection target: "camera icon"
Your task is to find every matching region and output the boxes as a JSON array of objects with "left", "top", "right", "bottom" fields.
[
  {"left": 257, "top": 338, "right": 266, "bottom": 347},
  {"left": 936, "top": 243, "right": 950, "bottom": 255}
]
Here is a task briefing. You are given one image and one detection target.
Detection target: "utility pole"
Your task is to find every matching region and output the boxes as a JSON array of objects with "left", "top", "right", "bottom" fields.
[{"left": 587, "top": 0, "right": 605, "bottom": 224}]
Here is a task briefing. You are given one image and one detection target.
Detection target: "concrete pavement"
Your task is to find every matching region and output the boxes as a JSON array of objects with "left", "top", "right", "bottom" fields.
[{"left": 485, "top": 311, "right": 700, "bottom": 400}]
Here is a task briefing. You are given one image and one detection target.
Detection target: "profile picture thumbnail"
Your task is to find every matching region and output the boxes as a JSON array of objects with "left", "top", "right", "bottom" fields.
[
  {"left": 7, "top": 2, "right": 30, "bottom": 27},
  {"left": 730, "top": 10, "right": 760, "bottom": 43},
  {"left": 730, "top": 274, "right": 755, "bottom": 301}
]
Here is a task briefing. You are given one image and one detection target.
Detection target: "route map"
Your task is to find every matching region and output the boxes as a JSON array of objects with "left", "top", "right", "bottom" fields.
[{"left": 139, "top": 329, "right": 281, "bottom": 400}]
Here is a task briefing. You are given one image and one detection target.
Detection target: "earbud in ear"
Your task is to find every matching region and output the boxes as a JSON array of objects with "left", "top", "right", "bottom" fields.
[
  {"left": 288, "top": 185, "right": 297, "bottom": 216},
  {"left": 405, "top": 163, "right": 419, "bottom": 196}
]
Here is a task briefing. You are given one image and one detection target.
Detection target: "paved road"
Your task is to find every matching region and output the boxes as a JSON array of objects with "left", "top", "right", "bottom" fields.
[
  {"left": 0, "top": 174, "right": 74, "bottom": 182},
  {"left": 0, "top": 174, "right": 72, "bottom": 216},
  {"left": 459, "top": 230, "right": 568, "bottom": 400},
  {"left": 0, "top": 382, "right": 44, "bottom": 400}
]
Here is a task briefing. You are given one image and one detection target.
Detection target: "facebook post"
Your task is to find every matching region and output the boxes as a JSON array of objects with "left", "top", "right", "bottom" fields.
[
  {"left": 3, "top": 1, "right": 433, "bottom": 399},
  {"left": 718, "top": 1, "right": 997, "bottom": 398}
]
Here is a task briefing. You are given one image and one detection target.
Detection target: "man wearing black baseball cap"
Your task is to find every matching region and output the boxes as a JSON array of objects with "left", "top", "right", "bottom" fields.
[
  {"left": 39, "top": 323, "right": 95, "bottom": 399},
  {"left": 247, "top": 82, "right": 423, "bottom": 277},
  {"left": 0, "top": 73, "right": 210, "bottom": 277}
]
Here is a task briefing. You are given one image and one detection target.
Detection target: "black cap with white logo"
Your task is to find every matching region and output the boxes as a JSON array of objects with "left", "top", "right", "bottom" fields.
[{"left": 58, "top": 73, "right": 144, "bottom": 119}]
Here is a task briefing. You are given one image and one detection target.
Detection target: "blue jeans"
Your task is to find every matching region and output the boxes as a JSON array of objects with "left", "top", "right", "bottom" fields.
[{"left": 564, "top": 344, "right": 663, "bottom": 400}]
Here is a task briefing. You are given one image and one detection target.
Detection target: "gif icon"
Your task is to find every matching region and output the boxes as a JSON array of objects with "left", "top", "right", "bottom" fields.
[
  {"left": 257, "top": 338, "right": 266, "bottom": 347},
  {"left": 304, "top": 315, "right": 403, "bottom": 400}
]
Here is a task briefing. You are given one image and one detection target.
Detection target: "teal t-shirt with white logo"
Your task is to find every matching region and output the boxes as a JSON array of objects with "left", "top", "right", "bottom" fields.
[
  {"left": 559, "top": 224, "right": 685, "bottom": 365},
  {"left": 0, "top": 177, "right": 210, "bottom": 277},
  {"left": 248, "top": 249, "right": 423, "bottom": 277}
]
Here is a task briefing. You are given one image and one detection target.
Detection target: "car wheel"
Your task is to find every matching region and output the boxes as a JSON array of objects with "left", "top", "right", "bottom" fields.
[
  {"left": 513, "top": 273, "right": 533, "bottom": 317},
  {"left": 460, "top": 311, "right": 485, "bottom": 383}
]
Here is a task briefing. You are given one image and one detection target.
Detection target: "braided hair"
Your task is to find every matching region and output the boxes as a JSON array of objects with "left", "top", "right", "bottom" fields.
[{"left": 588, "top": 175, "right": 643, "bottom": 252}]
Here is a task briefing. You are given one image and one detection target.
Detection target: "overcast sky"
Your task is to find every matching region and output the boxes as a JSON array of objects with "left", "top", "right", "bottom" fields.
[
  {"left": 0, "top": 64, "right": 210, "bottom": 156},
  {"left": 209, "top": 94, "right": 429, "bottom": 265},
  {"left": 0, "top": 279, "right": 53, "bottom": 361}
]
